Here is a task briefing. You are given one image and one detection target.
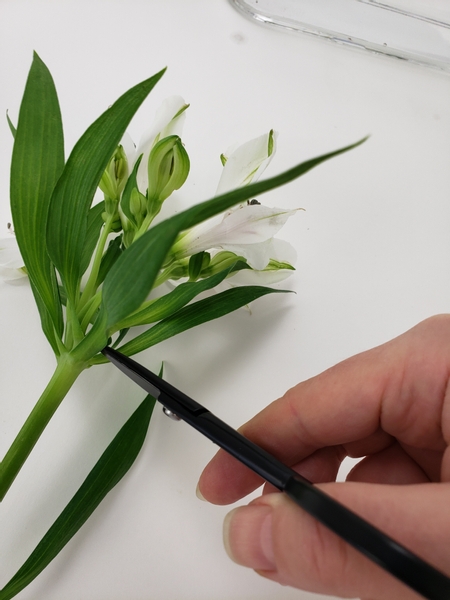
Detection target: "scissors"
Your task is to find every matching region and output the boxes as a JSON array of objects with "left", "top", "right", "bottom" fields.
[{"left": 102, "top": 345, "right": 450, "bottom": 599}]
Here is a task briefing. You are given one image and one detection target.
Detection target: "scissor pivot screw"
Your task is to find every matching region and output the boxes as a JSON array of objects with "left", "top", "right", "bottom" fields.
[{"left": 162, "top": 407, "right": 181, "bottom": 421}]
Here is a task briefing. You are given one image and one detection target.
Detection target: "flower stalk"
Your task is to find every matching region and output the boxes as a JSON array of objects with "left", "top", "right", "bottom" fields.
[
  {"left": 78, "top": 214, "right": 116, "bottom": 311},
  {"left": 0, "top": 353, "right": 87, "bottom": 501}
]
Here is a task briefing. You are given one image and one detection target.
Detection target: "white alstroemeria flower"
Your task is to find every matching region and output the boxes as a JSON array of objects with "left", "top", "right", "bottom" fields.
[
  {"left": 134, "top": 95, "right": 188, "bottom": 192},
  {"left": 168, "top": 130, "right": 298, "bottom": 275},
  {"left": 216, "top": 130, "right": 277, "bottom": 195},
  {"left": 0, "top": 236, "right": 26, "bottom": 281},
  {"left": 172, "top": 203, "right": 298, "bottom": 270}
]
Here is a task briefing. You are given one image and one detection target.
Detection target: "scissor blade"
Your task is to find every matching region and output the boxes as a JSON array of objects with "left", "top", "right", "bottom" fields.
[{"left": 102, "top": 347, "right": 161, "bottom": 399}]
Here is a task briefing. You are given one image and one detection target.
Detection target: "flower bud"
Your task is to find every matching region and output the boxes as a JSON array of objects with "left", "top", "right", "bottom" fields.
[
  {"left": 102, "top": 210, "right": 122, "bottom": 232},
  {"left": 147, "top": 135, "right": 190, "bottom": 211},
  {"left": 99, "top": 144, "right": 129, "bottom": 204},
  {"left": 188, "top": 251, "right": 210, "bottom": 281},
  {"left": 118, "top": 205, "right": 137, "bottom": 248},
  {"left": 122, "top": 228, "right": 136, "bottom": 248},
  {"left": 201, "top": 251, "right": 247, "bottom": 277},
  {"left": 156, "top": 259, "right": 189, "bottom": 286},
  {"left": 129, "top": 188, "right": 147, "bottom": 223},
  {"left": 99, "top": 170, "right": 116, "bottom": 203}
]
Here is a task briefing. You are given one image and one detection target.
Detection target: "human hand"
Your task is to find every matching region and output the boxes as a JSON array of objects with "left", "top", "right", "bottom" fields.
[{"left": 197, "top": 315, "right": 450, "bottom": 599}]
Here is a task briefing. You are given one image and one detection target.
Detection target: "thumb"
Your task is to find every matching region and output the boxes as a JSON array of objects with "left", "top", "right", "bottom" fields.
[{"left": 222, "top": 482, "right": 450, "bottom": 599}]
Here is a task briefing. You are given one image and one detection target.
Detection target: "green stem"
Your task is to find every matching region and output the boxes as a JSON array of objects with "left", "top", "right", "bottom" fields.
[
  {"left": 78, "top": 216, "right": 113, "bottom": 311},
  {"left": 65, "top": 299, "right": 84, "bottom": 349},
  {"left": 134, "top": 209, "right": 156, "bottom": 241},
  {"left": 79, "top": 291, "right": 102, "bottom": 333},
  {"left": 0, "top": 353, "right": 86, "bottom": 501}
]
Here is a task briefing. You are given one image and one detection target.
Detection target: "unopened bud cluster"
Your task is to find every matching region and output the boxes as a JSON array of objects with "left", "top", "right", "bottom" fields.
[{"left": 99, "top": 134, "right": 190, "bottom": 247}]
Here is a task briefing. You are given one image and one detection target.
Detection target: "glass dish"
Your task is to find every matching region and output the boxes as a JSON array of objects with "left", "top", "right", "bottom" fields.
[{"left": 229, "top": 0, "right": 450, "bottom": 71}]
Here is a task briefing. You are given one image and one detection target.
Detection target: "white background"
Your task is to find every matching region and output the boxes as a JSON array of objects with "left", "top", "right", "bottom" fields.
[{"left": 0, "top": 1, "right": 450, "bottom": 599}]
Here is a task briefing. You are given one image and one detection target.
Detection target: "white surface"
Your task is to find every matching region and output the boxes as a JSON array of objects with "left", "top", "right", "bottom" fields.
[{"left": 0, "top": 1, "right": 450, "bottom": 599}]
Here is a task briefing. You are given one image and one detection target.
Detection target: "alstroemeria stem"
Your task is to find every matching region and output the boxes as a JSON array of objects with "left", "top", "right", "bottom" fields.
[
  {"left": 79, "top": 292, "right": 102, "bottom": 333},
  {"left": 0, "top": 353, "right": 86, "bottom": 501},
  {"left": 134, "top": 212, "right": 155, "bottom": 242},
  {"left": 78, "top": 216, "right": 114, "bottom": 311},
  {"left": 64, "top": 299, "right": 84, "bottom": 349}
]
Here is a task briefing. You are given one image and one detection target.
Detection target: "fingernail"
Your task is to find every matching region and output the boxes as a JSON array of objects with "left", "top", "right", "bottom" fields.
[
  {"left": 196, "top": 483, "right": 207, "bottom": 501},
  {"left": 223, "top": 505, "right": 276, "bottom": 571}
]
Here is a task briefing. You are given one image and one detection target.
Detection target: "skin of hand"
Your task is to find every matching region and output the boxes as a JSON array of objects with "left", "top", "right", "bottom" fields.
[{"left": 197, "top": 315, "right": 450, "bottom": 600}]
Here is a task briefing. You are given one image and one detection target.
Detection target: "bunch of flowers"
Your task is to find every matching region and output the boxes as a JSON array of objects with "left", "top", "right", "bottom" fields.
[{"left": 0, "top": 53, "right": 364, "bottom": 599}]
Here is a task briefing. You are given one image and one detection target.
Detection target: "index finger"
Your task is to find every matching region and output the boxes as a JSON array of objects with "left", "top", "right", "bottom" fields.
[{"left": 198, "top": 315, "right": 450, "bottom": 504}]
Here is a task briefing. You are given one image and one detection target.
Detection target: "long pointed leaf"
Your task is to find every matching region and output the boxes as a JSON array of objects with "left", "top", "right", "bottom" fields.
[
  {"left": 101, "top": 137, "right": 366, "bottom": 331},
  {"left": 104, "top": 285, "right": 290, "bottom": 359},
  {"left": 10, "top": 52, "right": 64, "bottom": 349},
  {"left": 6, "top": 111, "right": 16, "bottom": 138},
  {"left": 29, "top": 281, "right": 61, "bottom": 355},
  {"left": 0, "top": 395, "right": 156, "bottom": 600},
  {"left": 46, "top": 68, "right": 166, "bottom": 303},
  {"left": 114, "top": 265, "right": 236, "bottom": 330}
]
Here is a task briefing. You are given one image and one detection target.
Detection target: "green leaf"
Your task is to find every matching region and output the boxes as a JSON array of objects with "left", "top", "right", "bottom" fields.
[
  {"left": 101, "top": 285, "right": 290, "bottom": 360},
  {"left": 0, "top": 395, "right": 156, "bottom": 600},
  {"left": 102, "top": 217, "right": 181, "bottom": 329},
  {"left": 46, "top": 68, "right": 166, "bottom": 304},
  {"left": 101, "top": 137, "right": 367, "bottom": 332},
  {"left": 80, "top": 201, "right": 105, "bottom": 275},
  {"left": 6, "top": 110, "right": 16, "bottom": 138},
  {"left": 10, "top": 52, "right": 64, "bottom": 352},
  {"left": 111, "top": 328, "right": 130, "bottom": 348},
  {"left": 113, "top": 265, "right": 236, "bottom": 330},
  {"left": 29, "top": 281, "right": 62, "bottom": 354},
  {"left": 176, "top": 138, "right": 368, "bottom": 230}
]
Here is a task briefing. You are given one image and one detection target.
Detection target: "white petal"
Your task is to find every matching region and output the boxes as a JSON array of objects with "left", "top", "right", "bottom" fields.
[
  {"left": 203, "top": 205, "right": 296, "bottom": 246},
  {"left": 266, "top": 238, "right": 297, "bottom": 266},
  {"left": 0, "top": 237, "right": 26, "bottom": 281},
  {"left": 0, "top": 237, "right": 23, "bottom": 265},
  {"left": 0, "top": 265, "right": 27, "bottom": 281},
  {"left": 173, "top": 205, "right": 298, "bottom": 261},
  {"left": 216, "top": 131, "right": 278, "bottom": 195},
  {"left": 221, "top": 239, "right": 274, "bottom": 270},
  {"left": 136, "top": 96, "right": 187, "bottom": 154},
  {"left": 219, "top": 238, "right": 294, "bottom": 270},
  {"left": 217, "top": 238, "right": 296, "bottom": 283},
  {"left": 227, "top": 268, "right": 294, "bottom": 286}
]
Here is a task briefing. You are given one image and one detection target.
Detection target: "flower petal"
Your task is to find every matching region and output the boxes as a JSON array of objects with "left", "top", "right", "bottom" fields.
[
  {"left": 216, "top": 130, "right": 278, "bottom": 195},
  {"left": 172, "top": 204, "right": 298, "bottom": 267},
  {"left": 0, "top": 237, "right": 27, "bottom": 280},
  {"left": 227, "top": 267, "right": 294, "bottom": 286},
  {"left": 264, "top": 237, "right": 297, "bottom": 265},
  {"left": 0, "top": 265, "right": 27, "bottom": 281},
  {"left": 220, "top": 237, "right": 296, "bottom": 271},
  {"left": 220, "top": 239, "right": 273, "bottom": 270},
  {"left": 0, "top": 236, "right": 23, "bottom": 265},
  {"left": 196, "top": 205, "right": 295, "bottom": 247}
]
